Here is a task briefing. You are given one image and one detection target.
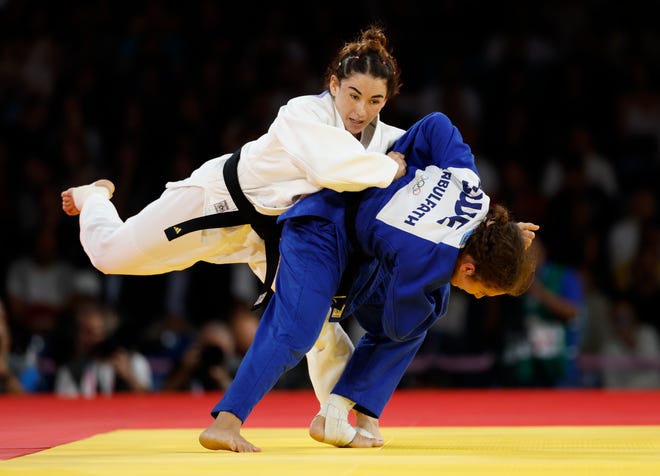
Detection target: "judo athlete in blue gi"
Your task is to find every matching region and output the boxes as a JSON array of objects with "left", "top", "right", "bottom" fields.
[{"left": 199, "top": 112, "right": 538, "bottom": 452}]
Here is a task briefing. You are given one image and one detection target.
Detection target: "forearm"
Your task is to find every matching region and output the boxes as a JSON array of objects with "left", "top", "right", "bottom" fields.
[{"left": 530, "top": 281, "right": 578, "bottom": 321}]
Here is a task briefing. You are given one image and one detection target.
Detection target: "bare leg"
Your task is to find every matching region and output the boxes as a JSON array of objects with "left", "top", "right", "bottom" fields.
[{"left": 199, "top": 411, "right": 261, "bottom": 453}]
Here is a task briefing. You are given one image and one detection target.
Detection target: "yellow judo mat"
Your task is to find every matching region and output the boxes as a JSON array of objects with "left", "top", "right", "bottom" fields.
[{"left": 2, "top": 426, "right": 659, "bottom": 475}]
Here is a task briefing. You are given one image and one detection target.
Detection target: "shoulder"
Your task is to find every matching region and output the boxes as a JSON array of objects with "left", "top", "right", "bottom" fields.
[
  {"left": 395, "top": 112, "right": 458, "bottom": 150},
  {"left": 416, "top": 111, "right": 455, "bottom": 133},
  {"left": 276, "top": 92, "right": 337, "bottom": 126},
  {"left": 281, "top": 92, "right": 335, "bottom": 122}
]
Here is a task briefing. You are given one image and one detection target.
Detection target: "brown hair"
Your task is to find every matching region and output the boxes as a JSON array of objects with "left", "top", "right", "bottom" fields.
[
  {"left": 462, "top": 204, "right": 537, "bottom": 296},
  {"left": 325, "top": 25, "right": 402, "bottom": 100}
]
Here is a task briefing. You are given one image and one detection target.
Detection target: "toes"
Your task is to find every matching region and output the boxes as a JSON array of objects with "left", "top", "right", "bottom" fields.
[
  {"left": 61, "top": 189, "right": 81, "bottom": 216},
  {"left": 347, "top": 432, "right": 381, "bottom": 448}
]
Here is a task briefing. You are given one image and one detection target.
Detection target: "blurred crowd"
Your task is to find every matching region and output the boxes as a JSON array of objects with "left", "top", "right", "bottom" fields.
[{"left": 0, "top": 0, "right": 658, "bottom": 396}]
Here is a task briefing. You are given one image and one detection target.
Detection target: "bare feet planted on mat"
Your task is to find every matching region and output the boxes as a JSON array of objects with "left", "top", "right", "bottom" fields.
[{"left": 198, "top": 411, "right": 261, "bottom": 453}]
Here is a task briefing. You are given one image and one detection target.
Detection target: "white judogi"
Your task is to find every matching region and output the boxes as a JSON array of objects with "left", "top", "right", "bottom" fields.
[{"left": 76, "top": 91, "right": 404, "bottom": 283}]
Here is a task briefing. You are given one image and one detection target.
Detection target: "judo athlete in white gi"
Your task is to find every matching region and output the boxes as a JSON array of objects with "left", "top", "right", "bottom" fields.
[
  {"left": 61, "top": 25, "right": 405, "bottom": 301},
  {"left": 200, "top": 111, "right": 539, "bottom": 451}
]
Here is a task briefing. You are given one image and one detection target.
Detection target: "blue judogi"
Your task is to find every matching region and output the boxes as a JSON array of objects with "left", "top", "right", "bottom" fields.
[{"left": 211, "top": 112, "right": 489, "bottom": 420}]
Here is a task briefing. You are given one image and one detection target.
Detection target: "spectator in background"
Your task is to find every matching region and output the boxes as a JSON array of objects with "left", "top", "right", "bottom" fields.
[
  {"left": 5, "top": 226, "right": 76, "bottom": 350},
  {"left": 540, "top": 123, "right": 619, "bottom": 201},
  {"left": 614, "top": 58, "right": 660, "bottom": 190},
  {"left": 493, "top": 158, "right": 546, "bottom": 228},
  {"left": 162, "top": 319, "right": 239, "bottom": 392},
  {"left": 53, "top": 300, "right": 153, "bottom": 397},
  {"left": 608, "top": 188, "right": 657, "bottom": 293},
  {"left": 577, "top": 267, "right": 617, "bottom": 388},
  {"left": 161, "top": 262, "right": 260, "bottom": 356},
  {"left": 139, "top": 265, "right": 260, "bottom": 391},
  {"left": 137, "top": 263, "right": 260, "bottom": 390},
  {"left": 502, "top": 238, "right": 586, "bottom": 387}
]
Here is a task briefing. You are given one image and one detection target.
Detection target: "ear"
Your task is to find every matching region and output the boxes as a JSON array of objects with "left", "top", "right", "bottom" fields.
[
  {"left": 329, "top": 75, "right": 339, "bottom": 96},
  {"left": 462, "top": 262, "right": 475, "bottom": 276}
]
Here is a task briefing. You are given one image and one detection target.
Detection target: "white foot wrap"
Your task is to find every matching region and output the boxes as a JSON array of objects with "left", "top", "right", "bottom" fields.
[
  {"left": 355, "top": 427, "right": 375, "bottom": 439},
  {"left": 72, "top": 182, "right": 112, "bottom": 210},
  {"left": 319, "top": 394, "right": 356, "bottom": 447}
]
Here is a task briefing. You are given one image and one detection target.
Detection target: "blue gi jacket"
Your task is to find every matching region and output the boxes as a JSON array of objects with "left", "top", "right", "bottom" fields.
[
  {"left": 281, "top": 112, "right": 489, "bottom": 341},
  {"left": 279, "top": 112, "right": 490, "bottom": 416}
]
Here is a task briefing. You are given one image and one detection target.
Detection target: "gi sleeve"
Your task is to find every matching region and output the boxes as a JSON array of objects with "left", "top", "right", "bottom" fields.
[{"left": 271, "top": 98, "right": 399, "bottom": 192}]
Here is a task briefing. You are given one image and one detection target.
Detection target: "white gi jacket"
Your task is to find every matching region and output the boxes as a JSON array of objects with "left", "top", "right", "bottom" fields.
[{"left": 167, "top": 91, "right": 404, "bottom": 216}]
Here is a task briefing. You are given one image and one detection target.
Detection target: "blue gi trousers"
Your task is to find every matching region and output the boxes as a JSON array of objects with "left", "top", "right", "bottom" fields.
[
  {"left": 211, "top": 217, "right": 348, "bottom": 421},
  {"left": 212, "top": 218, "right": 431, "bottom": 420},
  {"left": 333, "top": 285, "right": 427, "bottom": 417}
]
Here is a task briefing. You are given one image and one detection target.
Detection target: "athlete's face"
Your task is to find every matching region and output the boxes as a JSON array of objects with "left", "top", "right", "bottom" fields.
[
  {"left": 329, "top": 73, "right": 388, "bottom": 136},
  {"left": 453, "top": 277, "right": 505, "bottom": 299}
]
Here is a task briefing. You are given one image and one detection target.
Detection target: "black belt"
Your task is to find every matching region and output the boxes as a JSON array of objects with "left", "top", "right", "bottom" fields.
[
  {"left": 164, "top": 149, "right": 282, "bottom": 310},
  {"left": 330, "top": 191, "right": 364, "bottom": 320}
]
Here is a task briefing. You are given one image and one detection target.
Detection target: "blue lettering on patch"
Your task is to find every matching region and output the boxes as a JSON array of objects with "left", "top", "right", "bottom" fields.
[{"left": 437, "top": 180, "right": 483, "bottom": 229}]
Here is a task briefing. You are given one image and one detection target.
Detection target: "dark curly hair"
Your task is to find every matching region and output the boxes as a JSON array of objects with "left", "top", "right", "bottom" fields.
[
  {"left": 462, "top": 204, "right": 537, "bottom": 296},
  {"left": 325, "top": 24, "right": 403, "bottom": 100}
]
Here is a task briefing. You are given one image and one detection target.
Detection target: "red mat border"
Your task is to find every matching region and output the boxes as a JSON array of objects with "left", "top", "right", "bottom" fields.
[{"left": 2, "top": 389, "right": 660, "bottom": 459}]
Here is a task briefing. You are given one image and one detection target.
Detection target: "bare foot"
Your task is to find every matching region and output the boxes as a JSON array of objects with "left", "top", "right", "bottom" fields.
[
  {"left": 61, "top": 179, "right": 115, "bottom": 216},
  {"left": 309, "top": 415, "right": 382, "bottom": 448},
  {"left": 199, "top": 411, "right": 261, "bottom": 453},
  {"left": 355, "top": 412, "right": 383, "bottom": 445},
  {"left": 61, "top": 190, "right": 79, "bottom": 216}
]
